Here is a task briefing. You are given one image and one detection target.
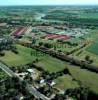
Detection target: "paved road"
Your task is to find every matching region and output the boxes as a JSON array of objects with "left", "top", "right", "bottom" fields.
[
  {"left": 0, "top": 61, "right": 15, "bottom": 77},
  {"left": 0, "top": 61, "right": 49, "bottom": 100},
  {"left": 27, "top": 84, "right": 49, "bottom": 100}
]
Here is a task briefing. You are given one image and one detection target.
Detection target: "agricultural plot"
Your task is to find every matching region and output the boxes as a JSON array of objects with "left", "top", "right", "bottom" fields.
[
  {"left": 54, "top": 75, "right": 79, "bottom": 90},
  {"left": 0, "top": 45, "right": 66, "bottom": 73},
  {"left": 68, "top": 66, "right": 98, "bottom": 94},
  {"left": 78, "top": 13, "right": 98, "bottom": 19},
  {"left": 0, "top": 45, "right": 35, "bottom": 66},
  {"left": 86, "top": 30, "right": 98, "bottom": 55},
  {"left": 71, "top": 29, "right": 98, "bottom": 65},
  {"left": 86, "top": 41, "right": 98, "bottom": 55},
  {"left": 34, "top": 56, "right": 66, "bottom": 73},
  {"left": 74, "top": 50, "right": 98, "bottom": 65}
]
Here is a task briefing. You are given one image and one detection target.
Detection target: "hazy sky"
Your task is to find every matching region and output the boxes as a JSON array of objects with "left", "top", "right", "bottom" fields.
[{"left": 0, "top": 0, "right": 98, "bottom": 6}]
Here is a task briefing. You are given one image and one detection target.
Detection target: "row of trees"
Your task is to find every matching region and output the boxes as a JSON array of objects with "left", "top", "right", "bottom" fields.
[{"left": 52, "top": 87, "right": 98, "bottom": 100}]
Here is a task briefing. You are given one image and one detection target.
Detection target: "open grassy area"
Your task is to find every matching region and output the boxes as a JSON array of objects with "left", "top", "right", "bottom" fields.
[
  {"left": 0, "top": 45, "right": 66, "bottom": 73},
  {"left": 0, "top": 45, "right": 36, "bottom": 66},
  {"left": 52, "top": 63, "right": 98, "bottom": 94},
  {"left": 86, "top": 40, "right": 98, "bottom": 55},
  {"left": 79, "top": 13, "right": 98, "bottom": 19},
  {"left": 68, "top": 66, "right": 98, "bottom": 94},
  {"left": 34, "top": 56, "right": 66, "bottom": 73},
  {"left": 54, "top": 75, "right": 79, "bottom": 90},
  {"left": 75, "top": 50, "right": 98, "bottom": 65},
  {"left": 86, "top": 30, "right": 98, "bottom": 56},
  {"left": 1, "top": 45, "right": 98, "bottom": 93}
]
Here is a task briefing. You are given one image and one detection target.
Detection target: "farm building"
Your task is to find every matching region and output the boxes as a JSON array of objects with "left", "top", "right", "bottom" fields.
[
  {"left": 0, "top": 23, "right": 7, "bottom": 27},
  {"left": 11, "top": 27, "right": 28, "bottom": 36},
  {"left": 44, "top": 34, "right": 71, "bottom": 41}
]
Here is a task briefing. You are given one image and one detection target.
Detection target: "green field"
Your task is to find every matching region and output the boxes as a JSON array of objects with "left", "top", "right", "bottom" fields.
[
  {"left": 78, "top": 13, "right": 98, "bottom": 19},
  {"left": 68, "top": 66, "right": 98, "bottom": 94},
  {"left": 52, "top": 64, "right": 98, "bottom": 94},
  {"left": 72, "top": 29, "right": 98, "bottom": 65},
  {"left": 0, "top": 45, "right": 35, "bottom": 66},
  {"left": 54, "top": 75, "right": 79, "bottom": 90},
  {"left": 0, "top": 45, "right": 66, "bottom": 73},
  {"left": 1, "top": 45, "right": 98, "bottom": 93},
  {"left": 86, "top": 41, "right": 98, "bottom": 55}
]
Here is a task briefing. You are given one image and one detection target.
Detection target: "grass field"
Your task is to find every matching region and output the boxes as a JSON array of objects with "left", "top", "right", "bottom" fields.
[
  {"left": 0, "top": 45, "right": 35, "bottom": 66},
  {"left": 0, "top": 45, "right": 66, "bottom": 73},
  {"left": 86, "top": 30, "right": 98, "bottom": 55},
  {"left": 52, "top": 62, "right": 98, "bottom": 94},
  {"left": 86, "top": 41, "right": 98, "bottom": 55},
  {"left": 34, "top": 56, "right": 66, "bottom": 73},
  {"left": 68, "top": 66, "right": 98, "bottom": 94},
  {"left": 1, "top": 45, "right": 98, "bottom": 93},
  {"left": 54, "top": 74, "right": 79, "bottom": 90},
  {"left": 78, "top": 13, "right": 98, "bottom": 19},
  {"left": 75, "top": 50, "right": 98, "bottom": 65}
]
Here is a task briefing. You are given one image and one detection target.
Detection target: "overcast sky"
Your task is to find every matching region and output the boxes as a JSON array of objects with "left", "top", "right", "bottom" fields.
[{"left": 0, "top": 0, "right": 98, "bottom": 6}]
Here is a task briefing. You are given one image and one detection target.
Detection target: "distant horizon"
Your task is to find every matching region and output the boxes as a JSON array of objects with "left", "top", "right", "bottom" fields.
[
  {"left": 0, "top": 4, "right": 98, "bottom": 7},
  {"left": 0, "top": 0, "right": 98, "bottom": 6}
]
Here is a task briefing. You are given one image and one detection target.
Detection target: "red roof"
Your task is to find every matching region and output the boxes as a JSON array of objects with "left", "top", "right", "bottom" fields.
[
  {"left": 45, "top": 34, "right": 71, "bottom": 40},
  {"left": 11, "top": 27, "right": 26, "bottom": 36}
]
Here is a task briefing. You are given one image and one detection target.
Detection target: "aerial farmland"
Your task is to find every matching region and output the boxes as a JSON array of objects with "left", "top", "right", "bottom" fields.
[{"left": 0, "top": 5, "right": 98, "bottom": 100}]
